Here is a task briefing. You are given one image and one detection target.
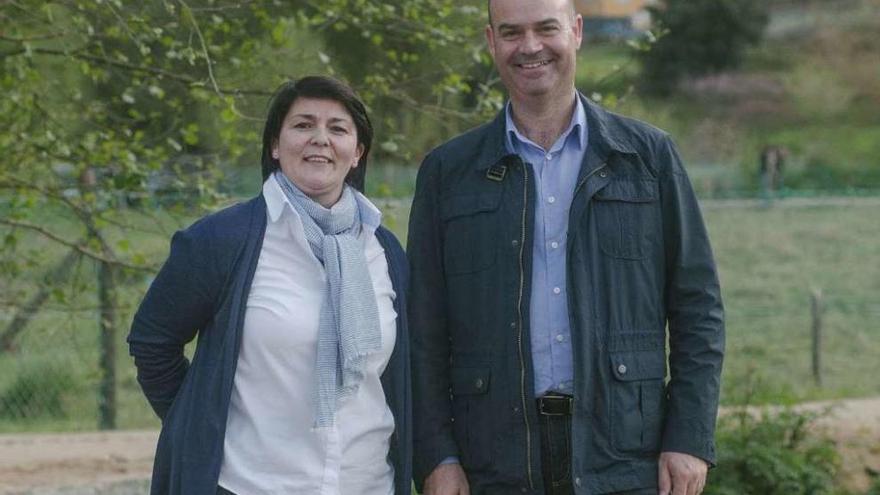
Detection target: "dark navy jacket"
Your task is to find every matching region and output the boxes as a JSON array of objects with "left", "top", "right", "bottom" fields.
[
  {"left": 408, "top": 96, "right": 724, "bottom": 494},
  {"left": 128, "top": 194, "right": 412, "bottom": 495}
]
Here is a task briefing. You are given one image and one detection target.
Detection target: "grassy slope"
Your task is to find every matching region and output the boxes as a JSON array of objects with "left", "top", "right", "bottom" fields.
[
  {"left": 705, "top": 203, "right": 880, "bottom": 404},
  {"left": 575, "top": 0, "right": 880, "bottom": 196}
]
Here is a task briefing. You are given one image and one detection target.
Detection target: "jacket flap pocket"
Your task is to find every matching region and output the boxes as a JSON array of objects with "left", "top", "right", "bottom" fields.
[
  {"left": 451, "top": 366, "right": 491, "bottom": 395},
  {"left": 610, "top": 350, "right": 666, "bottom": 382},
  {"left": 440, "top": 191, "right": 502, "bottom": 221},
  {"left": 594, "top": 179, "right": 658, "bottom": 203}
]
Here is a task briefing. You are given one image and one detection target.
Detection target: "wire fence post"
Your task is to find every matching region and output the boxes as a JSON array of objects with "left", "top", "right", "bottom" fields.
[
  {"left": 97, "top": 259, "right": 118, "bottom": 430},
  {"left": 811, "top": 289, "right": 824, "bottom": 387}
]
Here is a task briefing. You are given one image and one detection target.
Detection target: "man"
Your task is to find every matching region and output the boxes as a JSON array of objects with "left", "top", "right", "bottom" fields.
[{"left": 407, "top": 0, "right": 725, "bottom": 493}]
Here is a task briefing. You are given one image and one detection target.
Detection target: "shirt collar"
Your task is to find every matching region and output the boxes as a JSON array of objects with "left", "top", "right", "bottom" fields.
[
  {"left": 262, "top": 173, "right": 382, "bottom": 232},
  {"left": 504, "top": 95, "right": 588, "bottom": 154}
]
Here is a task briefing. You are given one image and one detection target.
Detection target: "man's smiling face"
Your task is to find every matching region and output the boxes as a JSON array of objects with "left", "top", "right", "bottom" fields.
[{"left": 486, "top": 0, "right": 583, "bottom": 105}]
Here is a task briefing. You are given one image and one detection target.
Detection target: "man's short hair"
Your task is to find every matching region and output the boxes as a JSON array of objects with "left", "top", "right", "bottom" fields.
[{"left": 487, "top": 0, "right": 577, "bottom": 26}]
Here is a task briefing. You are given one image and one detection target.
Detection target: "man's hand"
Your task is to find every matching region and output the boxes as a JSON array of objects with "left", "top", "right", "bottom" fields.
[
  {"left": 658, "top": 452, "right": 708, "bottom": 495},
  {"left": 423, "top": 463, "right": 470, "bottom": 495}
]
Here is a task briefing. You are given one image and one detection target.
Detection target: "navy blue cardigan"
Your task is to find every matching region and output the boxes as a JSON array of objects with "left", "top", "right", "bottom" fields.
[{"left": 128, "top": 195, "right": 412, "bottom": 495}]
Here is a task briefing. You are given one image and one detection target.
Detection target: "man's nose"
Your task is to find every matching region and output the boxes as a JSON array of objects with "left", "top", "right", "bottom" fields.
[{"left": 520, "top": 30, "right": 542, "bottom": 54}]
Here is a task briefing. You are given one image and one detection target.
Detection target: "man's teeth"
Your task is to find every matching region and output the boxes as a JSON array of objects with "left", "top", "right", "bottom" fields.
[{"left": 521, "top": 60, "right": 550, "bottom": 69}]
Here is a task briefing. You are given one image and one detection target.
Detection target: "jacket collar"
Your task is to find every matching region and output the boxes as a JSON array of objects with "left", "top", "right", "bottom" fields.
[{"left": 475, "top": 92, "right": 636, "bottom": 170}]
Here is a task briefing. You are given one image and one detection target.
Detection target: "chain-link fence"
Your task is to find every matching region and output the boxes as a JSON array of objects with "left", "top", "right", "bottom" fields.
[{"left": 1, "top": 196, "right": 878, "bottom": 432}]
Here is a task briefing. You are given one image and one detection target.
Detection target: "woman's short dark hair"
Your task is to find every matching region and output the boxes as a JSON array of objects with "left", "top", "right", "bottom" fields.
[{"left": 260, "top": 76, "right": 373, "bottom": 192}]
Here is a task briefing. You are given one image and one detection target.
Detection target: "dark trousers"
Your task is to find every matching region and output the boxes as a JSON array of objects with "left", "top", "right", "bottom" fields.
[
  {"left": 217, "top": 487, "right": 236, "bottom": 495},
  {"left": 539, "top": 410, "right": 574, "bottom": 495},
  {"left": 538, "top": 406, "right": 658, "bottom": 495}
]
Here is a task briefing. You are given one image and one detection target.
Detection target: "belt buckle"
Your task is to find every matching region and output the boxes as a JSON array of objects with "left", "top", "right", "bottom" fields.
[{"left": 539, "top": 395, "right": 572, "bottom": 416}]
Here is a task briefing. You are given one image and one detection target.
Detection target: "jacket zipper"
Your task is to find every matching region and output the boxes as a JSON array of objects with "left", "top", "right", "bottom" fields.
[
  {"left": 516, "top": 161, "right": 534, "bottom": 490},
  {"left": 555, "top": 161, "right": 607, "bottom": 491}
]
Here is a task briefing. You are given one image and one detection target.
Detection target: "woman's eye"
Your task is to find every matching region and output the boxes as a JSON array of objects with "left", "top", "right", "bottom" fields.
[{"left": 293, "top": 122, "right": 311, "bottom": 129}]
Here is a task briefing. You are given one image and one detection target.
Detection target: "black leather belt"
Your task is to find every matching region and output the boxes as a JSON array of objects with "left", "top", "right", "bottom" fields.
[{"left": 537, "top": 394, "right": 573, "bottom": 416}]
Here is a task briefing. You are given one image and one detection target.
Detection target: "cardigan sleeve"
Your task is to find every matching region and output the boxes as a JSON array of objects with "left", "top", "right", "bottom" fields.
[{"left": 127, "top": 225, "right": 223, "bottom": 420}]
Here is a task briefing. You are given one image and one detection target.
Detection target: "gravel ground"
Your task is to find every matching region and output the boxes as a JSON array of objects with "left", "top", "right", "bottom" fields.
[
  {"left": 1, "top": 398, "right": 877, "bottom": 494},
  {"left": 19, "top": 480, "right": 149, "bottom": 495},
  {"left": 0, "top": 430, "right": 155, "bottom": 495}
]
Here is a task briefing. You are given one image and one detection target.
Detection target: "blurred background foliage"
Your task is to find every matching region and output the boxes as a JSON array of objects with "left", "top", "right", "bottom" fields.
[{"left": 0, "top": 0, "right": 879, "bottom": 490}]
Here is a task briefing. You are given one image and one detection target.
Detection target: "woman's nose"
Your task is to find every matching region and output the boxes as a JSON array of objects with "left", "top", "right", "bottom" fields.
[{"left": 310, "top": 127, "right": 330, "bottom": 145}]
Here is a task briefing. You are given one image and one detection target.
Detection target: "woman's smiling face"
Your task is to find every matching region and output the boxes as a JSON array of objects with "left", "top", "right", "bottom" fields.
[{"left": 273, "top": 97, "right": 364, "bottom": 207}]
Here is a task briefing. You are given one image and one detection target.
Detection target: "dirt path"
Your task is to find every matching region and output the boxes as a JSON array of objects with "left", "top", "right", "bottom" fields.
[
  {"left": 0, "top": 430, "right": 156, "bottom": 495},
  {"left": 792, "top": 397, "right": 880, "bottom": 492},
  {"left": 0, "top": 398, "right": 877, "bottom": 494}
]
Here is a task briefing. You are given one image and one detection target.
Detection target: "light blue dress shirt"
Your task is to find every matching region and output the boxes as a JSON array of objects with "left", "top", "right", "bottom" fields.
[
  {"left": 505, "top": 98, "right": 588, "bottom": 397},
  {"left": 439, "top": 99, "right": 588, "bottom": 466}
]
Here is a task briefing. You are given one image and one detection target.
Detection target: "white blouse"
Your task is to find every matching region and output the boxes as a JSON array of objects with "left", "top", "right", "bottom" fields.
[{"left": 218, "top": 176, "right": 397, "bottom": 495}]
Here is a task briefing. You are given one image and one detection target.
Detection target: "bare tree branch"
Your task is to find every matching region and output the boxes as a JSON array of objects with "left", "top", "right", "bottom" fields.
[
  {"left": 26, "top": 47, "right": 272, "bottom": 96},
  {"left": 0, "top": 218, "right": 157, "bottom": 272}
]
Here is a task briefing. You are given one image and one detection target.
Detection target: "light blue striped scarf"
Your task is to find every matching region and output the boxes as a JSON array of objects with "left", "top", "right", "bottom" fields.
[{"left": 274, "top": 171, "right": 381, "bottom": 427}]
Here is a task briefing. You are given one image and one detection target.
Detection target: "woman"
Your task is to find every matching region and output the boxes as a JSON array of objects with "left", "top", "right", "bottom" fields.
[{"left": 128, "top": 76, "right": 411, "bottom": 495}]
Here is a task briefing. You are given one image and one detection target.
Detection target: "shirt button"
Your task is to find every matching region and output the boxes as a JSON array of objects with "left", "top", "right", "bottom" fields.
[
  {"left": 553, "top": 287, "right": 561, "bottom": 294},
  {"left": 618, "top": 364, "right": 628, "bottom": 375},
  {"left": 547, "top": 196, "right": 556, "bottom": 204},
  {"left": 550, "top": 241, "right": 559, "bottom": 249},
  {"left": 556, "top": 334, "right": 565, "bottom": 342}
]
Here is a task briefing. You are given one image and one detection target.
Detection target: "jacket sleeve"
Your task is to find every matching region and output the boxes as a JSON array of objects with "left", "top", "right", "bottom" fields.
[
  {"left": 407, "top": 152, "right": 460, "bottom": 488},
  {"left": 657, "top": 135, "right": 725, "bottom": 465},
  {"left": 127, "top": 225, "right": 222, "bottom": 420}
]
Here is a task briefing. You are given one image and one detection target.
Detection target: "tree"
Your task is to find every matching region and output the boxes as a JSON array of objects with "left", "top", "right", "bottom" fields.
[
  {"left": 638, "top": 0, "right": 769, "bottom": 95},
  {"left": 1, "top": 0, "right": 490, "bottom": 429}
]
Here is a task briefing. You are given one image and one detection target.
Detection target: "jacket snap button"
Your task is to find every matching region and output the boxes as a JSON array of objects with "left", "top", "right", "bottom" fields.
[
  {"left": 511, "top": 239, "right": 519, "bottom": 247},
  {"left": 599, "top": 170, "right": 608, "bottom": 178},
  {"left": 475, "top": 378, "right": 484, "bottom": 389},
  {"left": 575, "top": 477, "right": 582, "bottom": 487},
  {"left": 617, "top": 364, "right": 627, "bottom": 375}
]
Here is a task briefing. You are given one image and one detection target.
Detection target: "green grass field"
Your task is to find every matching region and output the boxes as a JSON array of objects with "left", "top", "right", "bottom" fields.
[
  {"left": 2, "top": 196, "right": 877, "bottom": 432},
  {"left": 706, "top": 201, "right": 880, "bottom": 404}
]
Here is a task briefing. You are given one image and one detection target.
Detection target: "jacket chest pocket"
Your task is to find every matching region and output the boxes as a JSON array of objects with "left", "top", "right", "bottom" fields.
[
  {"left": 592, "top": 179, "right": 659, "bottom": 260},
  {"left": 609, "top": 349, "right": 666, "bottom": 453},
  {"left": 441, "top": 191, "right": 502, "bottom": 275}
]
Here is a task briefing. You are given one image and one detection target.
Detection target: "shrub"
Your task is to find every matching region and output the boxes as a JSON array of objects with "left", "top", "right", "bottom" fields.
[
  {"left": 0, "top": 363, "right": 75, "bottom": 420},
  {"left": 706, "top": 407, "right": 842, "bottom": 494}
]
